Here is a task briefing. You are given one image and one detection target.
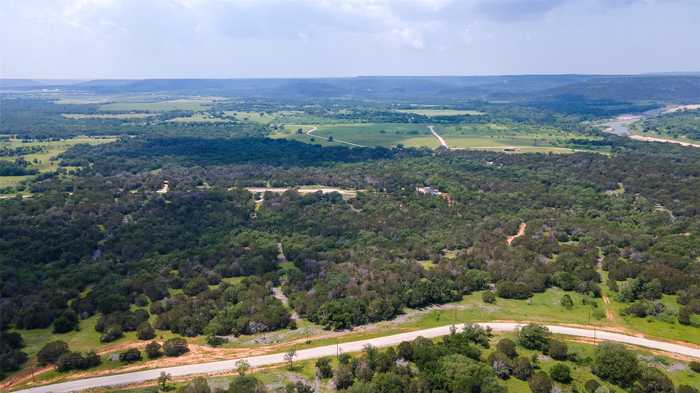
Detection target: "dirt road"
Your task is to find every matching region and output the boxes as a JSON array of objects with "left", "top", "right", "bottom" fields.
[
  {"left": 305, "top": 126, "right": 366, "bottom": 148},
  {"left": 14, "top": 322, "right": 700, "bottom": 393},
  {"left": 428, "top": 126, "right": 448, "bottom": 148},
  {"left": 506, "top": 223, "right": 526, "bottom": 246}
]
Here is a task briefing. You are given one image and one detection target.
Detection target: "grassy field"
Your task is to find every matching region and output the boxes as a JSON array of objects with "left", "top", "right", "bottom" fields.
[
  {"left": 62, "top": 113, "right": 156, "bottom": 120},
  {"left": 397, "top": 109, "right": 485, "bottom": 116},
  {"left": 167, "top": 113, "right": 231, "bottom": 123},
  {"left": 99, "top": 99, "right": 217, "bottom": 112},
  {"left": 310, "top": 123, "right": 438, "bottom": 148},
  {"left": 0, "top": 136, "right": 115, "bottom": 189}
]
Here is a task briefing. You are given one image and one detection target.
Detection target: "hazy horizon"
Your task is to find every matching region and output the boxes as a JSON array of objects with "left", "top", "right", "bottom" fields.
[{"left": 2, "top": 0, "right": 700, "bottom": 79}]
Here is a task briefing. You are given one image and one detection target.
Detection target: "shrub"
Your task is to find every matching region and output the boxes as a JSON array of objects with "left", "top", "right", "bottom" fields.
[
  {"left": 689, "top": 361, "right": 700, "bottom": 373},
  {"left": 550, "top": 363, "right": 572, "bottom": 383},
  {"left": 678, "top": 385, "right": 699, "bottom": 393},
  {"left": 497, "top": 281, "right": 531, "bottom": 299},
  {"left": 52, "top": 310, "right": 79, "bottom": 334},
  {"left": 561, "top": 294, "right": 574, "bottom": 309},
  {"left": 632, "top": 367, "right": 674, "bottom": 393},
  {"left": 528, "top": 371, "right": 553, "bottom": 393},
  {"left": 100, "top": 325, "right": 123, "bottom": 343},
  {"left": 56, "top": 352, "right": 86, "bottom": 372},
  {"left": 163, "top": 337, "right": 189, "bottom": 357},
  {"left": 496, "top": 338, "right": 517, "bottom": 358},
  {"left": 206, "top": 335, "right": 228, "bottom": 347},
  {"left": 136, "top": 322, "right": 156, "bottom": 340},
  {"left": 512, "top": 356, "right": 532, "bottom": 380},
  {"left": 584, "top": 379, "right": 601, "bottom": 393},
  {"left": 487, "top": 351, "right": 512, "bottom": 379},
  {"left": 37, "top": 341, "right": 69, "bottom": 365},
  {"left": 334, "top": 364, "right": 354, "bottom": 390},
  {"left": 518, "top": 324, "right": 551, "bottom": 351},
  {"left": 592, "top": 343, "right": 641, "bottom": 387},
  {"left": 548, "top": 339, "right": 568, "bottom": 360},
  {"left": 145, "top": 341, "right": 162, "bottom": 359},
  {"left": 119, "top": 348, "right": 142, "bottom": 363},
  {"left": 482, "top": 291, "right": 496, "bottom": 304},
  {"left": 316, "top": 357, "right": 333, "bottom": 379}
]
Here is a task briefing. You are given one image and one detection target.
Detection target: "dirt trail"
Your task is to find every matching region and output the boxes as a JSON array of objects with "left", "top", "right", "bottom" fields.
[
  {"left": 305, "top": 126, "right": 366, "bottom": 148},
  {"left": 506, "top": 223, "right": 526, "bottom": 246},
  {"left": 629, "top": 134, "right": 700, "bottom": 148},
  {"left": 428, "top": 125, "right": 449, "bottom": 148},
  {"left": 596, "top": 256, "right": 615, "bottom": 321}
]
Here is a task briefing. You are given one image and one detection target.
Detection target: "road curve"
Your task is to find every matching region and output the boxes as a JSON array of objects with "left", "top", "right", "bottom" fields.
[
  {"left": 428, "top": 125, "right": 449, "bottom": 148},
  {"left": 13, "top": 322, "right": 700, "bottom": 393}
]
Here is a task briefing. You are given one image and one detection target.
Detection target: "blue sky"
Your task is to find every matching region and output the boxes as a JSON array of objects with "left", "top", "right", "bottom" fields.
[{"left": 1, "top": 0, "right": 699, "bottom": 78}]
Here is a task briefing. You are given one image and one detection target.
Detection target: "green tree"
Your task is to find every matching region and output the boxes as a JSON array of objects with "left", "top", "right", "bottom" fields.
[
  {"left": 518, "top": 324, "right": 551, "bottom": 351},
  {"left": 137, "top": 321, "right": 156, "bottom": 340},
  {"left": 561, "top": 294, "right": 574, "bottom": 309},
  {"left": 284, "top": 348, "right": 297, "bottom": 370},
  {"left": 334, "top": 364, "right": 354, "bottom": 390},
  {"left": 550, "top": 363, "right": 572, "bottom": 383},
  {"left": 158, "top": 372, "right": 172, "bottom": 390},
  {"left": 512, "top": 356, "right": 532, "bottom": 380},
  {"left": 548, "top": 339, "right": 568, "bottom": 360},
  {"left": 164, "top": 337, "right": 189, "bottom": 357},
  {"left": 145, "top": 341, "right": 162, "bottom": 359},
  {"left": 316, "top": 357, "right": 333, "bottom": 378},
  {"left": 228, "top": 375, "right": 267, "bottom": 393},
  {"left": 632, "top": 367, "right": 674, "bottom": 393},
  {"left": 528, "top": 371, "right": 553, "bottom": 393},
  {"left": 181, "top": 376, "right": 211, "bottom": 393},
  {"left": 592, "top": 343, "right": 641, "bottom": 387},
  {"left": 119, "top": 348, "right": 142, "bottom": 363},
  {"left": 37, "top": 341, "right": 69, "bottom": 365},
  {"left": 496, "top": 338, "right": 517, "bottom": 358}
]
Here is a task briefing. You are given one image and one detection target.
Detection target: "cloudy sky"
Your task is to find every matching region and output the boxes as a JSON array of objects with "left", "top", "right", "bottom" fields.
[{"left": 1, "top": 0, "right": 699, "bottom": 78}]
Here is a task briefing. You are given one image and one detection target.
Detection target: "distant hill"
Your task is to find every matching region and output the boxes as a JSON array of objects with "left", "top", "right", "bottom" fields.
[
  {"left": 539, "top": 75, "right": 700, "bottom": 102},
  {"left": 6, "top": 75, "right": 700, "bottom": 103}
]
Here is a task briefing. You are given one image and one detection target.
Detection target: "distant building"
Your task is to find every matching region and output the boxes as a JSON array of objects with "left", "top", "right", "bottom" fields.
[{"left": 416, "top": 186, "right": 442, "bottom": 196}]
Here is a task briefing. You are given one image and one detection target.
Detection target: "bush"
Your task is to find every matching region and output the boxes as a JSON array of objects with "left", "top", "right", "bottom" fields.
[
  {"left": 334, "top": 364, "right": 354, "bottom": 390},
  {"left": 496, "top": 338, "right": 517, "bottom": 358},
  {"left": 518, "top": 324, "right": 551, "bottom": 351},
  {"left": 53, "top": 310, "right": 79, "bottom": 334},
  {"left": 678, "top": 385, "right": 699, "bottom": 393},
  {"left": 548, "top": 339, "right": 568, "bottom": 360},
  {"left": 316, "top": 357, "right": 333, "bottom": 379},
  {"left": 56, "top": 352, "right": 85, "bottom": 372},
  {"left": 550, "top": 363, "right": 572, "bottom": 383},
  {"left": 689, "top": 361, "right": 700, "bottom": 373},
  {"left": 592, "top": 343, "right": 641, "bottom": 387},
  {"left": 487, "top": 351, "right": 512, "bottom": 379},
  {"left": 119, "top": 348, "right": 142, "bottom": 363},
  {"left": 206, "top": 335, "right": 228, "bottom": 347},
  {"left": 584, "top": 379, "right": 601, "bottom": 393},
  {"left": 632, "top": 367, "right": 674, "bottom": 393},
  {"left": 497, "top": 281, "right": 531, "bottom": 299},
  {"left": 100, "top": 325, "right": 123, "bottom": 343},
  {"left": 37, "top": 341, "right": 69, "bottom": 365},
  {"left": 528, "top": 371, "right": 553, "bottom": 393},
  {"left": 163, "top": 337, "right": 189, "bottom": 357},
  {"left": 561, "top": 294, "right": 574, "bottom": 309},
  {"left": 136, "top": 322, "right": 156, "bottom": 340},
  {"left": 145, "top": 341, "right": 162, "bottom": 359},
  {"left": 228, "top": 374, "right": 266, "bottom": 393},
  {"left": 512, "top": 356, "right": 532, "bottom": 380},
  {"left": 482, "top": 291, "right": 496, "bottom": 304}
]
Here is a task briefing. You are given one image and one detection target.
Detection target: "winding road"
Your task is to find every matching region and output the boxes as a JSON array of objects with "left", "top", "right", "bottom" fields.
[{"left": 13, "top": 322, "right": 700, "bottom": 393}]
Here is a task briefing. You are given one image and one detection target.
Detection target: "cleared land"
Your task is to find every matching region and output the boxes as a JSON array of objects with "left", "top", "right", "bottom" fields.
[
  {"left": 0, "top": 136, "right": 115, "bottom": 189},
  {"left": 99, "top": 99, "right": 218, "bottom": 112},
  {"left": 310, "top": 123, "right": 438, "bottom": 148},
  {"left": 61, "top": 113, "right": 157, "bottom": 120},
  {"left": 397, "top": 109, "right": 485, "bottom": 116}
]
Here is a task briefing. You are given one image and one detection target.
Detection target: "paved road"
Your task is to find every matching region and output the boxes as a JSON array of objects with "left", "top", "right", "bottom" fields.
[
  {"left": 13, "top": 322, "right": 700, "bottom": 393},
  {"left": 428, "top": 125, "right": 449, "bottom": 148}
]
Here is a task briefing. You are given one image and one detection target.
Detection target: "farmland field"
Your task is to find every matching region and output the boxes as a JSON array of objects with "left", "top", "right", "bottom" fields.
[
  {"left": 397, "top": 109, "right": 485, "bottom": 116},
  {"left": 310, "top": 123, "right": 438, "bottom": 148},
  {"left": 99, "top": 99, "right": 219, "bottom": 112}
]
